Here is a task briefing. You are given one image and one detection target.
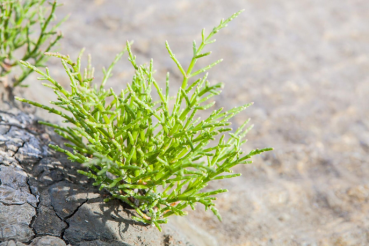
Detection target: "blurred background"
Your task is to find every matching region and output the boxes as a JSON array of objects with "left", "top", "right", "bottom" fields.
[{"left": 16, "top": 0, "right": 369, "bottom": 245}]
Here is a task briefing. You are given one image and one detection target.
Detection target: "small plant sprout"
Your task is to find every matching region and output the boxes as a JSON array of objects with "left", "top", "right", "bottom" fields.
[
  {"left": 16, "top": 10, "right": 272, "bottom": 231},
  {"left": 0, "top": 0, "right": 67, "bottom": 89}
]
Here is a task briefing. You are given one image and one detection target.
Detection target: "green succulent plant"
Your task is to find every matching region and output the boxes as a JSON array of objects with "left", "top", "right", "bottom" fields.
[
  {"left": 17, "top": 10, "right": 272, "bottom": 231},
  {"left": 0, "top": 0, "right": 67, "bottom": 89}
]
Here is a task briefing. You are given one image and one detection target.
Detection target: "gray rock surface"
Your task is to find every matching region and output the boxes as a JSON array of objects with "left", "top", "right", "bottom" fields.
[
  {"left": 0, "top": 109, "right": 193, "bottom": 245},
  {"left": 0, "top": 236, "right": 66, "bottom": 246},
  {"left": 33, "top": 206, "right": 67, "bottom": 237},
  {"left": 0, "top": 165, "right": 37, "bottom": 207},
  {"left": 78, "top": 240, "right": 131, "bottom": 246},
  {"left": 0, "top": 203, "right": 35, "bottom": 242},
  {"left": 29, "top": 236, "right": 66, "bottom": 246},
  {"left": 0, "top": 240, "right": 27, "bottom": 246},
  {"left": 48, "top": 181, "right": 88, "bottom": 220},
  {"left": 64, "top": 198, "right": 155, "bottom": 245}
]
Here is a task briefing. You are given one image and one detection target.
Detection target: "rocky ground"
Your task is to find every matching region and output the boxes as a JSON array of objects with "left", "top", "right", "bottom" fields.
[{"left": 2, "top": 0, "right": 369, "bottom": 245}]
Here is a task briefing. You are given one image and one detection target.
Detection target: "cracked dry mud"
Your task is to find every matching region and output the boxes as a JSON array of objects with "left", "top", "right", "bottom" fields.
[{"left": 0, "top": 109, "right": 193, "bottom": 246}]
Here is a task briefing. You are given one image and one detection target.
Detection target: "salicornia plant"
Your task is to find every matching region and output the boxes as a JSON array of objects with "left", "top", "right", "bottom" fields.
[
  {"left": 17, "top": 10, "right": 272, "bottom": 231},
  {"left": 0, "top": 0, "right": 67, "bottom": 88}
]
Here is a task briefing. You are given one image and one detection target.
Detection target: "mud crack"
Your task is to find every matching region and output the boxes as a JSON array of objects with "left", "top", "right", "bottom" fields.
[{"left": 56, "top": 198, "right": 88, "bottom": 243}]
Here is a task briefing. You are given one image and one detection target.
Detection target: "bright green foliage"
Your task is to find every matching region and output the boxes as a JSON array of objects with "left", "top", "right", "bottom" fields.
[
  {"left": 17, "top": 10, "right": 272, "bottom": 231},
  {"left": 0, "top": 0, "right": 67, "bottom": 88}
]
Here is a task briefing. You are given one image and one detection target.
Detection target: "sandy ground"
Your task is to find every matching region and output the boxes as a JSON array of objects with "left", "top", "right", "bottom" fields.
[{"left": 9, "top": 0, "right": 369, "bottom": 245}]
